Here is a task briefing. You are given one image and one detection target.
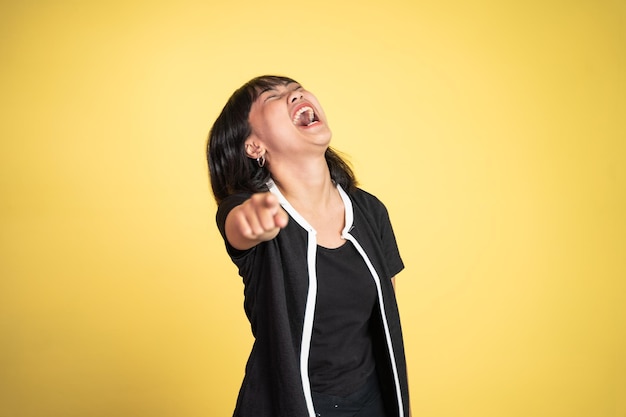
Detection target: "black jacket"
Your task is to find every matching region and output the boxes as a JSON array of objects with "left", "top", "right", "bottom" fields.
[{"left": 217, "top": 182, "right": 410, "bottom": 417}]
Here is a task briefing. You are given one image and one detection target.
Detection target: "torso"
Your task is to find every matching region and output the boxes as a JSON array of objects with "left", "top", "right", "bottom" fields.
[{"left": 309, "top": 240, "right": 377, "bottom": 396}]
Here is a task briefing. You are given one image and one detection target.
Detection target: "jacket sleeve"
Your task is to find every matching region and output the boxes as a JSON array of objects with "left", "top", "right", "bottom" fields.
[{"left": 215, "top": 192, "right": 252, "bottom": 259}]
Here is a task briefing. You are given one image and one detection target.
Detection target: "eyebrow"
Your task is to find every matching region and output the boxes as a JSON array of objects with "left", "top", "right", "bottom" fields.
[
  {"left": 259, "top": 82, "right": 300, "bottom": 95},
  {"left": 259, "top": 86, "right": 277, "bottom": 95}
]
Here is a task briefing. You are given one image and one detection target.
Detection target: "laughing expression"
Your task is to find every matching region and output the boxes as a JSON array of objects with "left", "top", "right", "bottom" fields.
[{"left": 246, "top": 82, "right": 331, "bottom": 161}]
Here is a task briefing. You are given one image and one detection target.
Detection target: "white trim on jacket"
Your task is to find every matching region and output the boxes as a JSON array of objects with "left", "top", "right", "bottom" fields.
[{"left": 267, "top": 179, "right": 403, "bottom": 417}]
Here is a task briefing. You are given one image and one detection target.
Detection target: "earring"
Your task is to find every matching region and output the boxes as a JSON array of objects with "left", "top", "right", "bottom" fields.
[{"left": 256, "top": 154, "right": 266, "bottom": 168}]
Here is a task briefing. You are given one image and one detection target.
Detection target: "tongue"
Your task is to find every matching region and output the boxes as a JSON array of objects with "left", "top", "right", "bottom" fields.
[{"left": 297, "top": 109, "right": 314, "bottom": 126}]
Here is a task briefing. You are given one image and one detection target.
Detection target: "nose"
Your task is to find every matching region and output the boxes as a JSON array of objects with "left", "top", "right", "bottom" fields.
[{"left": 289, "top": 90, "right": 303, "bottom": 103}]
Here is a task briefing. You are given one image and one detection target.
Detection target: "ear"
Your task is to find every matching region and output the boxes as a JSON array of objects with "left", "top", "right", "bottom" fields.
[{"left": 244, "top": 136, "right": 264, "bottom": 159}]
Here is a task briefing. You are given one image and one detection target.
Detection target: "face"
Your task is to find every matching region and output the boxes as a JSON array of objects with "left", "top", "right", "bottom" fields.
[{"left": 245, "top": 82, "right": 332, "bottom": 163}]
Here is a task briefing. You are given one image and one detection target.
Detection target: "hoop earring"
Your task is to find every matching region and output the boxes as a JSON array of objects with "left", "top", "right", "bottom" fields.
[{"left": 256, "top": 155, "right": 266, "bottom": 168}]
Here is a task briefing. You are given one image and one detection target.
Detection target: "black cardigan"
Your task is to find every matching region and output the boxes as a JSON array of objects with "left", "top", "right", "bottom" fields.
[{"left": 216, "top": 183, "right": 410, "bottom": 417}]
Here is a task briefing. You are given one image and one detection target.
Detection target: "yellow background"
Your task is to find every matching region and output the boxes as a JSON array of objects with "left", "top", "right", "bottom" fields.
[{"left": 1, "top": 1, "right": 624, "bottom": 416}]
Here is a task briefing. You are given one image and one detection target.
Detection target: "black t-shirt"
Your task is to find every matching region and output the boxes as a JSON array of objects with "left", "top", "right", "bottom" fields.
[{"left": 309, "top": 240, "right": 378, "bottom": 397}]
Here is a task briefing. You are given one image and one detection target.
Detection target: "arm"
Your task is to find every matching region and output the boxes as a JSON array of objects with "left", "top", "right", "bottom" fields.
[{"left": 224, "top": 192, "right": 289, "bottom": 250}]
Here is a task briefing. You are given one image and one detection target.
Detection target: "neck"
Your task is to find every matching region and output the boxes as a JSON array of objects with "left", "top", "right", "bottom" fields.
[{"left": 269, "top": 157, "right": 336, "bottom": 210}]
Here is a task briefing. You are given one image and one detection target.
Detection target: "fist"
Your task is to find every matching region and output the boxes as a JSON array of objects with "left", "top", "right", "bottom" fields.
[{"left": 229, "top": 192, "right": 289, "bottom": 245}]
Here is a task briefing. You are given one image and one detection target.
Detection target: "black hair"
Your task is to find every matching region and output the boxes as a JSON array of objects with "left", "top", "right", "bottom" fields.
[{"left": 206, "top": 75, "right": 357, "bottom": 204}]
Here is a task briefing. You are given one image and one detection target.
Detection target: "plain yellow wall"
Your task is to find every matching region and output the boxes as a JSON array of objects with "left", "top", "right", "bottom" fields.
[{"left": 1, "top": 1, "right": 624, "bottom": 416}]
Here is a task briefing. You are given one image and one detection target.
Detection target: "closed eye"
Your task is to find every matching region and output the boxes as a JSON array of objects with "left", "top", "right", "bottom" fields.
[
  {"left": 260, "top": 84, "right": 303, "bottom": 102},
  {"left": 259, "top": 86, "right": 279, "bottom": 102}
]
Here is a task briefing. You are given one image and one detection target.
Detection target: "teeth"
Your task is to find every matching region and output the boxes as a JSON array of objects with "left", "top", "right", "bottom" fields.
[{"left": 292, "top": 106, "right": 315, "bottom": 126}]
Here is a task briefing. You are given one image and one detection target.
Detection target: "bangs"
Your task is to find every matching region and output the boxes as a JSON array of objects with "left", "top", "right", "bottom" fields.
[{"left": 244, "top": 75, "right": 299, "bottom": 101}]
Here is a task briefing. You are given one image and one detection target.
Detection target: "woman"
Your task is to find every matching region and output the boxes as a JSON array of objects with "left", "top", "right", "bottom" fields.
[{"left": 207, "top": 75, "right": 410, "bottom": 417}]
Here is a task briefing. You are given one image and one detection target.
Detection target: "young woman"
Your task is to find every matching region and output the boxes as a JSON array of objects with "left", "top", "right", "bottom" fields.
[{"left": 207, "top": 75, "right": 410, "bottom": 417}]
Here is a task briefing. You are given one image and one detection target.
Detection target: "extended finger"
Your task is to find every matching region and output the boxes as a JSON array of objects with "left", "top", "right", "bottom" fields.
[
  {"left": 256, "top": 198, "right": 282, "bottom": 231},
  {"left": 273, "top": 207, "right": 289, "bottom": 229}
]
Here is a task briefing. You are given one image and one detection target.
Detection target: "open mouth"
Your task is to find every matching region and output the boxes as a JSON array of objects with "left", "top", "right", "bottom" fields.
[{"left": 292, "top": 105, "right": 320, "bottom": 127}]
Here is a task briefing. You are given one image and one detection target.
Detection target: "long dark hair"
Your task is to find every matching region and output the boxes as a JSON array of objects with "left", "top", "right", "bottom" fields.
[{"left": 207, "top": 75, "right": 357, "bottom": 204}]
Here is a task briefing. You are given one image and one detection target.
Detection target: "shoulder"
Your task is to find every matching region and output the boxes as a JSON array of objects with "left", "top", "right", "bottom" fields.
[
  {"left": 215, "top": 192, "right": 252, "bottom": 235},
  {"left": 217, "top": 192, "right": 252, "bottom": 217},
  {"left": 349, "top": 187, "right": 388, "bottom": 213}
]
